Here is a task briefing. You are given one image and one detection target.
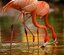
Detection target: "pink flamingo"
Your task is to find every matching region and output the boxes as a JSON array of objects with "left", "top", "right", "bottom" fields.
[{"left": 2, "top": 0, "right": 57, "bottom": 47}]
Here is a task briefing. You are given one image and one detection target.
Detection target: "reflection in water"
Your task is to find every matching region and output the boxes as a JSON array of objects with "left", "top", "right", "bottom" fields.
[
  {"left": 52, "top": 44, "right": 57, "bottom": 55},
  {"left": 0, "top": 43, "right": 64, "bottom": 55},
  {"left": 42, "top": 44, "right": 57, "bottom": 55}
]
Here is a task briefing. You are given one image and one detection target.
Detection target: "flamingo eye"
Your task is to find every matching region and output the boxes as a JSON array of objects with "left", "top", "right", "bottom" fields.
[{"left": 2, "top": 0, "right": 11, "bottom": 6}]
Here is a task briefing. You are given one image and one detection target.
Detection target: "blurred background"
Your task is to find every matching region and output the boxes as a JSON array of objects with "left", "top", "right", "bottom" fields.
[{"left": 0, "top": 0, "right": 64, "bottom": 55}]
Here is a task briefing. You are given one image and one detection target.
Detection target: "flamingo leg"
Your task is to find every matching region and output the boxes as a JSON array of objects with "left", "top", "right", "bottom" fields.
[
  {"left": 23, "top": 13, "right": 35, "bottom": 43},
  {"left": 18, "top": 12, "right": 30, "bottom": 50},
  {"left": 2, "top": 0, "right": 14, "bottom": 11},
  {"left": 19, "top": 12, "right": 35, "bottom": 49},
  {"left": 31, "top": 11, "right": 49, "bottom": 47},
  {"left": 37, "top": 28, "right": 39, "bottom": 47},
  {"left": 44, "top": 14, "right": 57, "bottom": 42},
  {"left": 24, "top": 27, "right": 30, "bottom": 51},
  {"left": 23, "top": 13, "right": 35, "bottom": 44},
  {"left": 10, "top": 25, "right": 14, "bottom": 55}
]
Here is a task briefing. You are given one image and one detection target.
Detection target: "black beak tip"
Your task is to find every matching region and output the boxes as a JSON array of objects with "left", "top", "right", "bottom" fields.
[{"left": 1, "top": 0, "right": 11, "bottom": 6}]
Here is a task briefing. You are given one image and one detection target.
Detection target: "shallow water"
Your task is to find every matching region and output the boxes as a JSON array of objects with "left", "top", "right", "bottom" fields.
[{"left": 0, "top": 43, "right": 64, "bottom": 55}]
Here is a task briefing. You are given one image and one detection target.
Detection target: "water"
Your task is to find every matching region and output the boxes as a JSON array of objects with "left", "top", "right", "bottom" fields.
[{"left": 0, "top": 43, "right": 64, "bottom": 55}]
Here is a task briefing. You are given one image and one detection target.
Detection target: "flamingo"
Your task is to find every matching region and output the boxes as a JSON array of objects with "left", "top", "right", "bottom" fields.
[{"left": 2, "top": 0, "right": 57, "bottom": 47}]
